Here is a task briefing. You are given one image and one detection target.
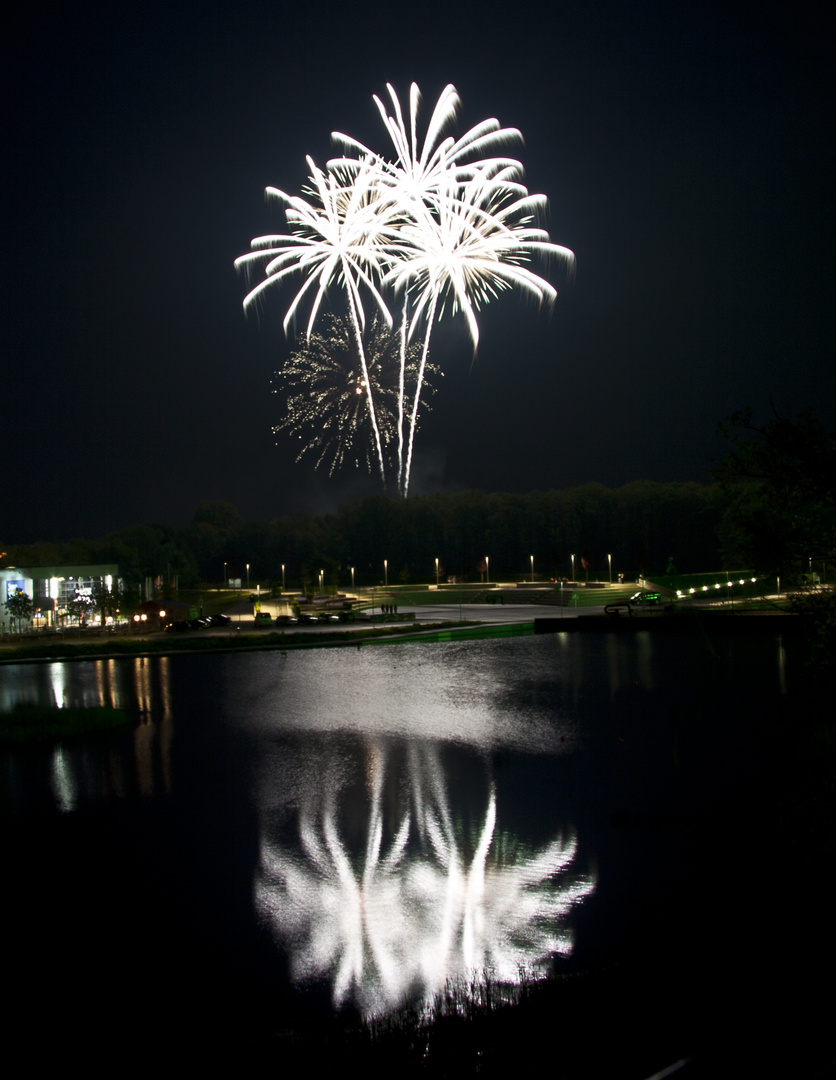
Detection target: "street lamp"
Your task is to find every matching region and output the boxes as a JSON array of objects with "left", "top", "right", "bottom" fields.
[
  {"left": 319, "top": 569, "right": 323, "bottom": 595},
  {"left": 608, "top": 553, "right": 612, "bottom": 584},
  {"left": 281, "top": 563, "right": 285, "bottom": 591},
  {"left": 223, "top": 561, "right": 227, "bottom": 588},
  {"left": 351, "top": 566, "right": 355, "bottom": 590},
  {"left": 384, "top": 559, "right": 388, "bottom": 587},
  {"left": 485, "top": 555, "right": 489, "bottom": 583},
  {"left": 435, "top": 558, "right": 439, "bottom": 587},
  {"left": 246, "top": 563, "right": 250, "bottom": 588},
  {"left": 570, "top": 554, "right": 575, "bottom": 581},
  {"left": 530, "top": 555, "right": 534, "bottom": 583}
]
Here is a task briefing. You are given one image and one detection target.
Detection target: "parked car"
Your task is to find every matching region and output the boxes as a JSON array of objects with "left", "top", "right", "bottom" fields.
[
  {"left": 254, "top": 612, "right": 273, "bottom": 626},
  {"left": 207, "top": 614, "right": 231, "bottom": 626},
  {"left": 628, "top": 590, "right": 662, "bottom": 605},
  {"left": 275, "top": 614, "right": 298, "bottom": 626}
]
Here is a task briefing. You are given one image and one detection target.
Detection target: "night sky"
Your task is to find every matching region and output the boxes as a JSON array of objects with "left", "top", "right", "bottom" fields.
[{"left": 4, "top": 1, "right": 832, "bottom": 542}]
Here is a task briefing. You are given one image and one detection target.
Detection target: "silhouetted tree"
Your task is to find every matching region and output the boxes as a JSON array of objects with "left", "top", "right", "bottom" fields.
[
  {"left": 4, "top": 589, "right": 33, "bottom": 631},
  {"left": 715, "top": 409, "right": 836, "bottom": 581}
]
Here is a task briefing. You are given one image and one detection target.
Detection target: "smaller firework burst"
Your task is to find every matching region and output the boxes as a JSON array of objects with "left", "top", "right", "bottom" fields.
[{"left": 273, "top": 313, "right": 439, "bottom": 479}]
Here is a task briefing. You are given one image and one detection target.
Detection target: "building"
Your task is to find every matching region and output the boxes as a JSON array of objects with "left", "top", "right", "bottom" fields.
[{"left": 1, "top": 564, "right": 122, "bottom": 629}]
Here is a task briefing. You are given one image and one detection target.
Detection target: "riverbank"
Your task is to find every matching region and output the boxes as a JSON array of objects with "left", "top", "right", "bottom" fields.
[
  {"left": 0, "top": 607, "right": 809, "bottom": 665},
  {"left": 0, "top": 618, "right": 505, "bottom": 664}
]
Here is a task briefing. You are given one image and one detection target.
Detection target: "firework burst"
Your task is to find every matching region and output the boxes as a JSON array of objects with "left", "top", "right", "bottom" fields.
[
  {"left": 273, "top": 313, "right": 438, "bottom": 479},
  {"left": 386, "top": 165, "right": 575, "bottom": 494},
  {"left": 235, "top": 156, "right": 395, "bottom": 484},
  {"left": 236, "top": 82, "right": 573, "bottom": 495}
]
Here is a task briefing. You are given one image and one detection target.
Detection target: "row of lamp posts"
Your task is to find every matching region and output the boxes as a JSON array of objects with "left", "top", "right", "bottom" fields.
[{"left": 221, "top": 552, "right": 617, "bottom": 593}]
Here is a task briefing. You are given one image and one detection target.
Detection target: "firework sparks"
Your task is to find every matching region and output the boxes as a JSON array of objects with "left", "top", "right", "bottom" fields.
[
  {"left": 386, "top": 165, "right": 575, "bottom": 495},
  {"left": 235, "top": 156, "right": 394, "bottom": 483},
  {"left": 236, "top": 83, "right": 574, "bottom": 494},
  {"left": 273, "top": 313, "right": 437, "bottom": 479},
  {"left": 331, "top": 83, "right": 530, "bottom": 492}
]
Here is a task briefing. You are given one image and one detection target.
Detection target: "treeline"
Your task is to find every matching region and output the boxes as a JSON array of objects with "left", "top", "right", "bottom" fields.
[{"left": 3, "top": 482, "right": 728, "bottom": 589}]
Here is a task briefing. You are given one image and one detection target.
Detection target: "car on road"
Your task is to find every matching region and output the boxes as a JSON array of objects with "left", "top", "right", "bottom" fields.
[{"left": 628, "top": 590, "right": 662, "bottom": 605}]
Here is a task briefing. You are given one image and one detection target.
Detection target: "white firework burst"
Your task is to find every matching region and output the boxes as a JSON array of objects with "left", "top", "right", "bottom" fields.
[
  {"left": 386, "top": 166, "right": 575, "bottom": 495},
  {"left": 236, "top": 82, "right": 574, "bottom": 496},
  {"left": 235, "top": 156, "right": 395, "bottom": 484},
  {"left": 331, "top": 83, "right": 529, "bottom": 491},
  {"left": 273, "top": 313, "right": 438, "bottom": 479}
]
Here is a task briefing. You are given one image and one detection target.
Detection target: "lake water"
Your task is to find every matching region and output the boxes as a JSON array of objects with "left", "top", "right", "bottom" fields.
[{"left": 1, "top": 630, "right": 809, "bottom": 1068}]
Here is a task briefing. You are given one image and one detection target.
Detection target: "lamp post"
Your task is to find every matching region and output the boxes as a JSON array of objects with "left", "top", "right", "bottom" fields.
[
  {"left": 351, "top": 567, "right": 355, "bottom": 590},
  {"left": 608, "top": 553, "right": 612, "bottom": 584},
  {"left": 485, "top": 555, "right": 489, "bottom": 584},
  {"left": 223, "top": 562, "right": 227, "bottom": 589},
  {"left": 435, "top": 558, "right": 439, "bottom": 587},
  {"left": 530, "top": 555, "right": 534, "bottom": 584},
  {"left": 319, "top": 570, "right": 323, "bottom": 595},
  {"left": 281, "top": 564, "right": 286, "bottom": 592},
  {"left": 384, "top": 559, "right": 388, "bottom": 587},
  {"left": 246, "top": 563, "right": 250, "bottom": 589},
  {"left": 570, "top": 554, "right": 575, "bottom": 581}
]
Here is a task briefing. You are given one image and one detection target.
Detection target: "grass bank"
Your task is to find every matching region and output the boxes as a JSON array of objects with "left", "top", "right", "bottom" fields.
[
  {"left": 0, "top": 619, "right": 533, "bottom": 665},
  {"left": 0, "top": 703, "right": 131, "bottom": 744}
]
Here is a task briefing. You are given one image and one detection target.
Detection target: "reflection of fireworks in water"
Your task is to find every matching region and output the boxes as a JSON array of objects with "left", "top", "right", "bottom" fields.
[
  {"left": 255, "top": 741, "right": 594, "bottom": 1019},
  {"left": 272, "top": 313, "right": 438, "bottom": 478}
]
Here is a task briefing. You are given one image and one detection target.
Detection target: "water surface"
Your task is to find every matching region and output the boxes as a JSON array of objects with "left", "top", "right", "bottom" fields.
[{"left": 1, "top": 631, "right": 800, "bottom": 1064}]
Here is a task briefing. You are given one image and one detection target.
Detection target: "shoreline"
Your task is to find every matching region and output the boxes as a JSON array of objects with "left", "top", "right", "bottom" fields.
[{"left": 0, "top": 607, "right": 804, "bottom": 665}]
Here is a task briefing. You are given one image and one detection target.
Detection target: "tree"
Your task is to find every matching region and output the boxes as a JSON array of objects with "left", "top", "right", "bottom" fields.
[
  {"left": 714, "top": 409, "right": 836, "bottom": 582},
  {"left": 91, "top": 580, "right": 122, "bottom": 625},
  {"left": 4, "top": 589, "right": 33, "bottom": 631},
  {"left": 67, "top": 590, "right": 94, "bottom": 625}
]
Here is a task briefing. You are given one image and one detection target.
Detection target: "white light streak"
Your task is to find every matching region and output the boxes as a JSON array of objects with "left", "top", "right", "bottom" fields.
[
  {"left": 236, "top": 82, "right": 574, "bottom": 496},
  {"left": 255, "top": 741, "right": 594, "bottom": 1019}
]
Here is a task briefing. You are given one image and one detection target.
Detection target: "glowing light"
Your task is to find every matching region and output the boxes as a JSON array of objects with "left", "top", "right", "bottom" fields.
[
  {"left": 236, "top": 156, "right": 395, "bottom": 483},
  {"left": 272, "top": 313, "right": 437, "bottom": 479},
  {"left": 385, "top": 166, "right": 574, "bottom": 494},
  {"left": 237, "top": 83, "right": 573, "bottom": 496},
  {"left": 255, "top": 742, "right": 593, "bottom": 1018}
]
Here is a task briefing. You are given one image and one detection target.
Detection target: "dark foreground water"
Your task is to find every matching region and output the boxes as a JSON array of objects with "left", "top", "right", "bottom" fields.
[{"left": 1, "top": 632, "right": 830, "bottom": 1073}]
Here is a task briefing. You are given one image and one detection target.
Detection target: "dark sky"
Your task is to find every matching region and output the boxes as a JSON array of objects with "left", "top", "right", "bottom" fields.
[{"left": 3, "top": 1, "right": 831, "bottom": 542}]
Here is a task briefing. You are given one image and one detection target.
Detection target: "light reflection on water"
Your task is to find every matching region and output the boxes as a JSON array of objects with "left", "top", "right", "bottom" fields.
[
  {"left": 226, "top": 639, "right": 581, "bottom": 752},
  {"left": 0, "top": 656, "right": 174, "bottom": 814},
  {"left": 0, "top": 633, "right": 794, "bottom": 1024},
  {"left": 227, "top": 639, "right": 597, "bottom": 1016},
  {"left": 255, "top": 737, "right": 594, "bottom": 1018}
]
